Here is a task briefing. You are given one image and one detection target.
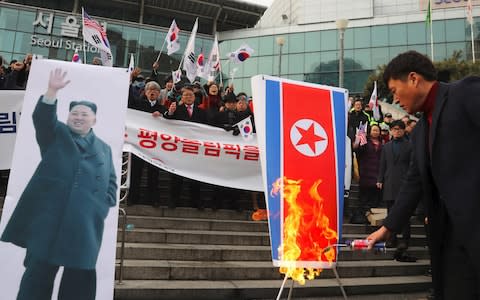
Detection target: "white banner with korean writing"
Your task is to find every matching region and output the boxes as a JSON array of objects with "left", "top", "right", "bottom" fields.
[
  {"left": 0, "top": 91, "right": 23, "bottom": 170},
  {"left": 124, "top": 109, "right": 263, "bottom": 191}
]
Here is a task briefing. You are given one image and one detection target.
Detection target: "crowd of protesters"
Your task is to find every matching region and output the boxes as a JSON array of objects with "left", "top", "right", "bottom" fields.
[{"left": 348, "top": 96, "right": 420, "bottom": 262}]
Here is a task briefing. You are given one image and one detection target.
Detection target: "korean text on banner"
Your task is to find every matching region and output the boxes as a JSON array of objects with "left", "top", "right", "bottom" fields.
[{"left": 0, "top": 91, "right": 23, "bottom": 170}]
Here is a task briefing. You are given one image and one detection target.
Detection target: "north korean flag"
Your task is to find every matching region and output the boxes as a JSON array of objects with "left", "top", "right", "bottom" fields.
[{"left": 251, "top": 75, "right": 347, "bottom": 269}]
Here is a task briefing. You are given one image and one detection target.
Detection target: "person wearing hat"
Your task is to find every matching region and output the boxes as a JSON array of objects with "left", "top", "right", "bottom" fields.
[
  {"left": 1, "top": 68, "right": 116, "bottom": 300},
  {"left": 377, "top": 120, "right": 416, "bottom": 262},
  {"left": 383, "top": 112, "right": 393, "bottom": 126}
]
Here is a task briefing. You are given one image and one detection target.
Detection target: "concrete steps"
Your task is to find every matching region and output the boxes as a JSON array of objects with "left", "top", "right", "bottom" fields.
[
  {"left": 117, "top": 243, "right": 430, "bottom": 262},
  {"left": 114, "top": 276, "right": 431, "bottom": 300},
  {"left": 115, "top": 259, "right": 430, "bottom": 280},
  {"left": 115, "top": 205, "right": 432, "bottom": 299}
]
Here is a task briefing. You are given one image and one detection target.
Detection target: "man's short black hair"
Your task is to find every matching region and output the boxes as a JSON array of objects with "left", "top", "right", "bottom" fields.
[
  {"left": 181, "top": 85, "right": 194, "bottom": 93},
  {"left": 383, "top": 51, "right": 437, "bottom": 86},
  {"left": 69, "top": 101, "right": 97, "bottom": 114},
  {"left": 390, "top": 119, "right": 406, "bottom": 130},
  {"left": 406, "top": 119, "right": 417, "bottom": 126}
]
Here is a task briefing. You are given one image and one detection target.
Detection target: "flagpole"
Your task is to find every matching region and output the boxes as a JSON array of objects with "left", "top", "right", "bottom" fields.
[
  {"left": 155, "top": 38, "right": 166, "bottom": 63},
  {"left": 81, "top": 7, "right": 87, "bottom": 63},
  {"left": 471, "top": 20, "right": 476, "bottom": 63},
  {"left": 429, "top": 0, "right": 434, "bottom": 61}
]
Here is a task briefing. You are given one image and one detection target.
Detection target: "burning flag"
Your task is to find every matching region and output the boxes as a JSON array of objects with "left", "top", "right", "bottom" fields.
[{"left": 251, "top": 75, "right": 347, "bottom": 284}]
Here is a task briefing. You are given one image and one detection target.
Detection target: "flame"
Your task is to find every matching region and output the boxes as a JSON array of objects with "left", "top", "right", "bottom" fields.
[
  {"left": 251, "top": 209, "right": 268, "bottom": 221},
  {"left": 271, "top": 177, "right": 338, "bottom": 285}
]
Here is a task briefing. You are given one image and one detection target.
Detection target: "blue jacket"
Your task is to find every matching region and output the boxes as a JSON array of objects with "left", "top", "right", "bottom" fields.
[{"left": 1, "top": 97, "right": 117, "bottom": 270}]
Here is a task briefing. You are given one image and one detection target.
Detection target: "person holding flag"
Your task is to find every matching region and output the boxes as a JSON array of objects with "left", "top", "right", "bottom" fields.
[
  {"left": 81, "top": 8, "right": 113, "bottom": 66},
  {"left": 351, "top": 123, "right": 383, "bottom": 224},
  {"left": 181, "top": 18, "right": 198, "bottom": 83}
]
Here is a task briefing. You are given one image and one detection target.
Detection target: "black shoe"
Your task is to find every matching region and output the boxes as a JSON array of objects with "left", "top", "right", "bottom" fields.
[{"left": 394, "top": 251, "right": 417, "bottom": 262}]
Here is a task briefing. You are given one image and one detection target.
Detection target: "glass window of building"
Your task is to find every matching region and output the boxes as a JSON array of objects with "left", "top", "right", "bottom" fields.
[
  {"left": 320, "top": 30, "right": 337, "bottom": 51},
  {"left": 0, "top": 7, "right": 18, "bottom": 30},
  {"left": 389, "top": 24, "right": 407, "bottom": 46},
  {"left": 13, "top": 32, "right": 32, "bottom": 54},
  {"left": 371, "top": 47, "right": 389, "bottom": 68},
  {"left": 354, "top": 27, "right": 371, "bottom": 49},
  {"left": 433, "top": 20, "right": 447, "bottom": 43},
  {"left": 446, "top": 42, "right": 466, "bottom": 59},
  {"left": 17, "top": 10, "right": 36, "bottom": 33},
  {"left": 320, "top": 50, "right": 337, "bottom": 72},
  {"left": 288, "top": 33, "right": 305, "bottom": 54},
  {"left": 258, "top": 36, "right": 273, "bottom": 56},
  {"left": 304, "top": 52, "right": 320, "bottom": 73},
  {"left": 242, "top": 57, "right": 258, "bottom": 77},
  {"left": 353, "top": 48, "right": 371, "bottom": 70},
  {"left": 258, "top": 55, "right": 274, "bottom": 75},
  {"left": 407, "top": 22, "right": 426, "bottom": 45},
  {"left": 288, "top": 53, "right": 304, "bottom": 74},
  {"left": 0, "top": 29, "right": 16, "bottom": 53},
  {"left": 344, "top": 28, "right": 354, "bottom": 50},
  {"left": 305, "top": 31, "right": 321, "bottom": 52},
  {"left": 372, "top": 25, "right": 389, "bottom": 47},
  {"left": 446, "top": 19, "right": 467, "bottom": 42}
]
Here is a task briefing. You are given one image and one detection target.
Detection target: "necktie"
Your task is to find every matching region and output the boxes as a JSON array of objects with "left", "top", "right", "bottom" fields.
[{"left": 187, "top": 105, "right": 193, "bottom": 117}]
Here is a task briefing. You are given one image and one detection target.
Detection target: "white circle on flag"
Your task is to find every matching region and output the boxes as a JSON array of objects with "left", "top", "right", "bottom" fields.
[{"left": 290, "top": 119, "right": 328, "bottom": 157}]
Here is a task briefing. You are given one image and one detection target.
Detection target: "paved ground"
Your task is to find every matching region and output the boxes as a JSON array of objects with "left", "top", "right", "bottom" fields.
[{"left": 258, "top": 292, "right": 430, "bottom": 300}]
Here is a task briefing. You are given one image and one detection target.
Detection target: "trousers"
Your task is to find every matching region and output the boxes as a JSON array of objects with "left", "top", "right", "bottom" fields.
[{"left": 17, "top": 254, "right": 96, "bottom": 300}]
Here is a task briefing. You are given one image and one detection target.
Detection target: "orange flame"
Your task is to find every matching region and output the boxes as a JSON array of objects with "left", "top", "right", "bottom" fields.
[
  {"left": 271, "top": 177, "right": 338, "bottom": 285},
  {"left": 251, "top": 209, "right": 268, "bottom": 221}
]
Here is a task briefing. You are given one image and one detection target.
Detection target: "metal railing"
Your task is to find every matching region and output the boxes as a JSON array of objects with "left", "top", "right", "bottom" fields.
[{"left": 116, "top": 152, "right": 132, "bottom": 284}]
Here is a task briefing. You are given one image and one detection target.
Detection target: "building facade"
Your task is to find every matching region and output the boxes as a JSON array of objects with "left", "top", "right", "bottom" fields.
[
  {"left": 218, "top": 0, "right": 480, "bottom": 95},
  {"left": 0, "top": 1, "right": 265, "bottom": 79}
]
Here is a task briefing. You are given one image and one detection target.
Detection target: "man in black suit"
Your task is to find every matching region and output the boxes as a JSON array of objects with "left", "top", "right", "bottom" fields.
[
  {"left": 164, "top": 86, "right": 207, "bottom": 209},
  {"left": 367, "top": 51, "right": 480, "bottom": 299},
  {"left": 128, "top": 81, "right": 166, "bottom": 207},
  {"left": 377, "top": 119, "right": 415, "bottom": 262}
]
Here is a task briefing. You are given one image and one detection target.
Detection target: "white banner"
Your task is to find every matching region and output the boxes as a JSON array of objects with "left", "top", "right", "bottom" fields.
[
  {"left": 0, "top": 95, "right": 264, "bottom": 192},
  {"left": 124, "top": 109, "right": 263, "bottom": 191},
  {"left": 0, "top": 58, "right": 129, "bottom": 300},
  {"left": 0, "top": 91, "right": 23, "bottom": 170}
]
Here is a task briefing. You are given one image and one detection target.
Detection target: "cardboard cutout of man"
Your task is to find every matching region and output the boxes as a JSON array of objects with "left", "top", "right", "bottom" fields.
[{"left": 1, "top": 68, "right": 117, "bottom": 300}]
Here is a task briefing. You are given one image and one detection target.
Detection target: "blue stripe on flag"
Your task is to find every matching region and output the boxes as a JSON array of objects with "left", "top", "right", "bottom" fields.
[
  {"left": 265, "top": 79, "right": 281, "bottom": 261},
  {"left": 332, "top": 90, "right": 346, "bottom": 240}
]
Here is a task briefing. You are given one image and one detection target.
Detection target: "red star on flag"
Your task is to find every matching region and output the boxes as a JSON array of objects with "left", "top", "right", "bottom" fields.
[{"left": 295, "top": 123, "right": 325, "bottom": 153}]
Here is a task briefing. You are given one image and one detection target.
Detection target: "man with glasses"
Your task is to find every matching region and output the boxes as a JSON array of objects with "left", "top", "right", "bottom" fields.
[{"left": 163, "top": 86, "right": 207, "bottom": 209}]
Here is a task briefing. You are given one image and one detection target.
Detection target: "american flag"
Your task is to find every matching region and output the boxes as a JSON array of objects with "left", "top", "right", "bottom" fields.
[
  {"left": 356, "top": 121, "right": 368, "bottom": 146},
  {"left": 82, "top": 7, "right": 111, "bottom": 51}
]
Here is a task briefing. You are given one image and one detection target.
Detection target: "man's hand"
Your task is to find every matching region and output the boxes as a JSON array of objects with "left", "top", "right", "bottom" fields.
[
  {"left": 366, "top": 226, "right": 391, "bottom": 249},
  {"left": 152, "top": 61, "right": 159, "bottom": 70},
  {"left": 376, "top": 182, "right": 383, "bottom": 189},
  {"left": 168, "top": 102, "right": 177, "bottom": 115},
  {"left": 152, "top": 111, "right": 162, "bottom": 118},
  {"left": 45, "top": 68, "right": 70, "bottom": 100}
]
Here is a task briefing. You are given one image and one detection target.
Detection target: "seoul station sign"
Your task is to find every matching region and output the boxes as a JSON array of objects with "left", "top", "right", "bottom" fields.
[
  {"left": 30, "top": 11, "right": 106, "bottom": 53},
  {"left": 421, "top": 0, "right": 480, "bottom": 10}
]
